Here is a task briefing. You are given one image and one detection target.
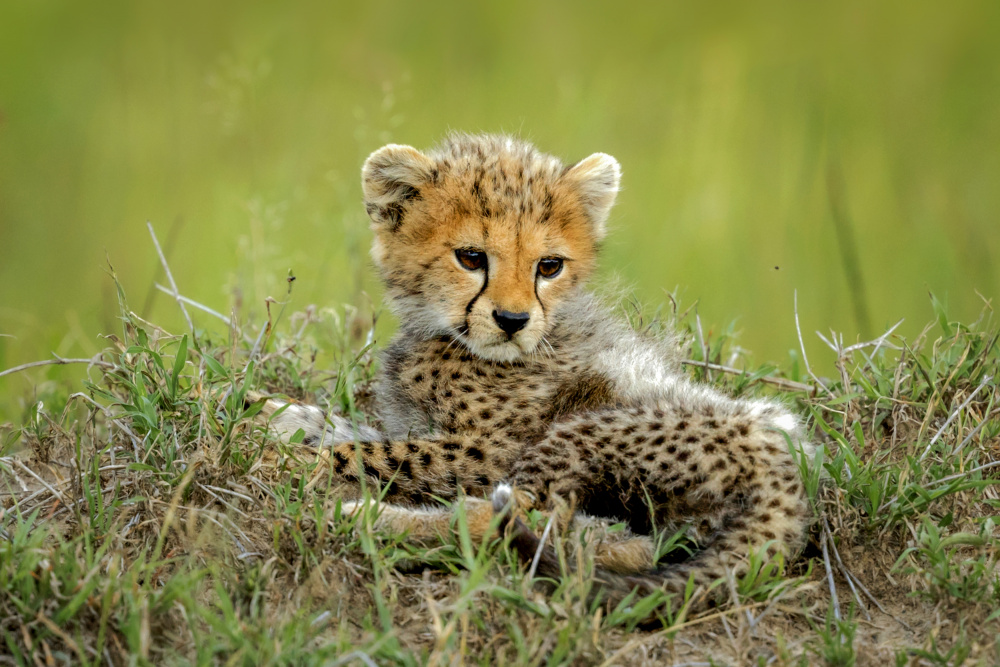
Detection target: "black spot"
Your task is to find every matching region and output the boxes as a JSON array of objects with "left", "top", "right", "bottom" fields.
[
  {"left": 466, "top": 447, "right": 484, "bottom": 461},
  {"left": 442, "top": 441, "right": 462, "bottom": 451},
  {"left": 538, "top": 191, "right": 554, "bottom": 224},
  {"left": 407, "top": 443, "right": 420, "bottom": 453},
  {"left": 420, "top": 452, "right": 433, "bottom": 467}
]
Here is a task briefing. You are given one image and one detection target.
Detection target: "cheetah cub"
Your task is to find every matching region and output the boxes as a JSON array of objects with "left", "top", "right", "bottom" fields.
[{"left": 259, "top": 133, "right": 813, "bottom": 609}]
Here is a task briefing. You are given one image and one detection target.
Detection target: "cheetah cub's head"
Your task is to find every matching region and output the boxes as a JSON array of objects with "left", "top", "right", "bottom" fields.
[{"left": 362, "top": 134, "right": 620, "bottom": 362}]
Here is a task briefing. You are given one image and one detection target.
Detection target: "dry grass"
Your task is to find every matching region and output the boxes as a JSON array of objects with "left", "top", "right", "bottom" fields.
[{"left": 2, "top": 271, "right": 998, "bottom": 666}]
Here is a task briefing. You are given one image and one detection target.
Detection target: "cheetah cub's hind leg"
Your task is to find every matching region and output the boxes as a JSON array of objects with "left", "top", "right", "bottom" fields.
[
  {"left": 491, "top": 484, "right": 659, "bottom": 579},
  {"left": 500, "top": 391, "right": 812, "bottom": 615}
]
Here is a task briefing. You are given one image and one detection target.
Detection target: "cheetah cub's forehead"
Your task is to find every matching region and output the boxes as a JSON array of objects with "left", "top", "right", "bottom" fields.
[{"left": 360, "top": 134, "right": 621, "bottom": 362}]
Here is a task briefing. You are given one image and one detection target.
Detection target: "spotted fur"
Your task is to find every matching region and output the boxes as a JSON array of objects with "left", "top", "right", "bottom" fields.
[{"left": 259, "top": 133, "right": 813, "bottom": 614}]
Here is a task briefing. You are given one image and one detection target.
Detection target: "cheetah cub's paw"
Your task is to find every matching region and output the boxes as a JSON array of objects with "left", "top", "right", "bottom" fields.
[
  {"left": 246, "top": 390, "right": 381, "bottom": 446},
  {"left": 491, "top": 484, "right": 558, "bottom": 531},
  {"left": 491, "top": 483, "right": 531, "bottom": 519}
]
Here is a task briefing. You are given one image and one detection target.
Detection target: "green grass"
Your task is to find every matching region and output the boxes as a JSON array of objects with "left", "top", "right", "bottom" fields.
[{"left": 2, "top": 261, "right": 998, "bottom": 664}]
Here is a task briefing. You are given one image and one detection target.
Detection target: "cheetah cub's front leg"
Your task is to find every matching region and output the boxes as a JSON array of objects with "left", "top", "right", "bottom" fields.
[
  {"left": 250, "top": 392, "right": 513, "bottom": 501},
  {"left": 251, "top": 393, "right": 660, "bottom": 570}
]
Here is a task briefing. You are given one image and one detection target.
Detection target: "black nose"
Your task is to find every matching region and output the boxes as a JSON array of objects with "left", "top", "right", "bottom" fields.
[{"left": 492, "top": 309, "right": 530, "bottom": 336}]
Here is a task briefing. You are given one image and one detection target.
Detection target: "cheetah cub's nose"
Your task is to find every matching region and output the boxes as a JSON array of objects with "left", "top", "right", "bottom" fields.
[{"left": 492, "top": 310, "right": 530, "bottom": 336}]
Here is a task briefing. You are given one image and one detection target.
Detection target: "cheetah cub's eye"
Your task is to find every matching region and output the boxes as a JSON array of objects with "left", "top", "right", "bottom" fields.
[
  {"left": 537, "top": 257, "right": 564, "bottom": 279},
  {"left": 455, "top": 249, "right": 487, "bottom": 271}
]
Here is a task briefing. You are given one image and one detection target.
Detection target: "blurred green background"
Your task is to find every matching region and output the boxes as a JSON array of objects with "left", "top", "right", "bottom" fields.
[{"left": 1, "top": 0, "right": 998, "bottom": 414}]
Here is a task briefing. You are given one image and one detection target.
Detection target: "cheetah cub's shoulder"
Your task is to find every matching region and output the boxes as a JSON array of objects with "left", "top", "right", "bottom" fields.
[{"left": 261, "top": 133, "right": 813, "bottom": 614}]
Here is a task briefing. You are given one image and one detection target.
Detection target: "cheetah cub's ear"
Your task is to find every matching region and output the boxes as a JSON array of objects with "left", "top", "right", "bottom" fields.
[
  {"left": 361, "top": 144, "right": 436, "bottom": 231},
  {"left": 562, "top": 153, "right": 621, "bottom": 240}
]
